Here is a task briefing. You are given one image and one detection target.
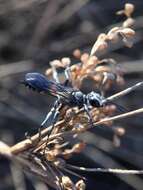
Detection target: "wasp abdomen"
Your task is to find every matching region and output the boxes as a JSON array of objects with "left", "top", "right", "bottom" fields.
[{"left": 23, "top": 73, "right": 50, "bottom": 93}]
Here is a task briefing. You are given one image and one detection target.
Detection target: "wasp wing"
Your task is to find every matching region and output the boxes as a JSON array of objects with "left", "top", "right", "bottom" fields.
[{"left": 24, "top": 72, "right": 72, "bottom": 99}]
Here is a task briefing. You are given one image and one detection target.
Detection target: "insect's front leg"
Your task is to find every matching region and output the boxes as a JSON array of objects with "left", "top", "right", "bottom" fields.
[
  {"left": 65, "top": 66, "right": 71, "bottom": 81},
  {"left": 83, "top": 104, "right": 94, "bottom": 127},
  {"left": 52, "top": 66, "right": 60, "bottom": 83},
  {"left": 64, "top": 66, "right": 72, "bottom": 86},
  {"left": 43, "top": 100, "right": 62, "bottom": 153}
]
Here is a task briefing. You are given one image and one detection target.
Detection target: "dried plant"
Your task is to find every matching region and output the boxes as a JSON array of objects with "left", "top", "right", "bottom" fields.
[{"left": 1, "top": 3, "right": 143, "bottom": 190}]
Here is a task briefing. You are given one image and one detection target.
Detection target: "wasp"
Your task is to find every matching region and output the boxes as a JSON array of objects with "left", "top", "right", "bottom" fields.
[{"left": 22, "top": 72, "right": 143, "bottom": 132}]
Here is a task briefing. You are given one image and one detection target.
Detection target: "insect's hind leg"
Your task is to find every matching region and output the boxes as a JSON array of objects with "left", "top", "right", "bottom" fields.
[
  {"left": 47, "top": 102, "right": 63, "bottom": 136},
  {"left": 40, "top": 99, "right": 60, "bottom": 127},
  {"left": 43, "top": 102, "right": 62, "bottom": 153},
  {"left": 38, "top": 99, "right": 61, "bottom": 139}
]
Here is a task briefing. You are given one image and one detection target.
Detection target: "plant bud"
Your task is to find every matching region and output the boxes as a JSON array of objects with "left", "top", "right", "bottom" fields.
[
  {"left": 45, "top": 68, "right": 52, "bottom": 76},
  {"left": 61, "top": 57, "right": 71, "bottom": 67},
  {"left": 73, "top": 49, "right": 81, "bottom": 59},
  {"left": 76, "top": 180, "right": 86, "bottom": 190},
  {"left": 124, "top": 3, "right": 134, "bottom": 17},
  {"left": 72, "top": 142, "right": 86, "bottom": 153},
  {"left": 121, "top": 28, "right": 135, "bottom": 38},
  {"left": 50, "top": 60, "right": 62, "bottom": 68},
  {"left": 81, "top": 53, "right": 89, "bottom": 64},
  {"left": 62, "top": 176, "right": 74, "bottom": 190},
  {"left": 123, "top": 18, "right": 135, "bottom": 27},
  {"left": 114, "top": 127, "right": 125, "bottom": 136}
]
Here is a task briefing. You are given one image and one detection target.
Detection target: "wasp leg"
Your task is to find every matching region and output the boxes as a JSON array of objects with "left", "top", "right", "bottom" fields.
[
  {"left": 44, "top": 102, "right": 62, "bottom": 153},
  {"left": 39, "top": 99, "right": 61, "bottom": 140},
  {"left": 47, "top": 103, "right": 63, "bottom": 136},
  {"left": 65, "top": 66, "right": 71, "bottom": 81},
  {"left": 52, "top": 66, "right": 60, "bottom": 83},
  {"left": 64, "top": 66, "right": 71, "bottom": 86},
  {"left": 40, "top": 99, "right": 60, "bottom": 127},
  {"left": 83, "top": 104, "right": 94, "bottom": 127}
]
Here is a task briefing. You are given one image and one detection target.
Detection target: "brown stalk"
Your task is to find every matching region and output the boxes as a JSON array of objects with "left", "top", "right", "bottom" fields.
[{"left": 9, "top": 107, "right": 143, "bottom": 155}]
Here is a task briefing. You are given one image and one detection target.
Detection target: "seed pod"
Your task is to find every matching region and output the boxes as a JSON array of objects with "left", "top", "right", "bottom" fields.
[
  {"left": 50, "top": 60, "right": 62, "bottom": 68},
  {"left": 61, "top": 57, "right": 71, "bottom": 67},
  {"left": 87, "top": 56, "right": 98, "bottom": 66},
  {"left": 62, "top": 176, "right": 74, "bottom": 190},
  {"left": 90, "top": 33, "right": 107, "bottom": 56},
  {"left": 45, "top": 68, "right": 52, "bottom": 76},
  {"left": 121, "top": 28, "right": 135, "bottom": 38},
  {"left": 45, "top": 151, "right": 56, "bottom": 161},
  {"left": 72, "top": 142, "right": 86, "bottom": 153},
  {"left": 124, "top": 3, "right": 134, "bottom": 17},
  {"left": 75, "top": 180, "right": 86, "bottom": 190},
  {"left": 73, "top": 49, "right": 81, "bottom": 59},
  {"left": 97, "top": 41, "right": 108, "bottom": 52},
  {"left": 114, "top": 127, "right": 125, "bottom": 136},
  {"left": 81, "top": 53, "right": 89, "bottom": 64},
  {"left": 123, "top": 18, "right": 135, "bottom": 27},
  {"left": 107, "top": 27, "right": 120, "bottom": 42}
]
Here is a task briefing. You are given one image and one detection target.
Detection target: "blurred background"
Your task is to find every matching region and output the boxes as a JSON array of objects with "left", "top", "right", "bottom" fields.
[{"left": 0, "top": 0, "right": 143, "bottom": 189}]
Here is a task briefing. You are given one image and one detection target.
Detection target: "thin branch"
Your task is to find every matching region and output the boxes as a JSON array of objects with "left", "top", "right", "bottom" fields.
[
  {"left": 10, "top": 107, "right": 143, "bottom": 155},
  {"left": 0, "top": 141, "right": 60, "bottom": 190},
  {"left": 105, "top": 81, "right": 143, "bottom": 102},
  {"left": 93, "top": 107, "right": 143, "bottom": 127},
  {"left": 67, "top": 164, "right": 143, "bottom": 174}
]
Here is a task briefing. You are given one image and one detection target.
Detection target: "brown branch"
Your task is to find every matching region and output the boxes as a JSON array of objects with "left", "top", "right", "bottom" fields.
[
  {"left": 0, "top": 141, "right": 60, "bottom": 190},
  {"left": 10, "top": 107, "right": 143, "bottom": 155},
  {"left": 67, "top": 164, "right": 143, "bottom": 174}
]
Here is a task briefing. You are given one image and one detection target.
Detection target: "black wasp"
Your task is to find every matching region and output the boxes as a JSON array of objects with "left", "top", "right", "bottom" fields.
[{"left": 23, "top": 72, "right": 143, "bottom": 130}]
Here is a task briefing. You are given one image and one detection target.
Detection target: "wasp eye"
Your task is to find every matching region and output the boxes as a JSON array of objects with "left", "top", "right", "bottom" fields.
[
  {"left": 89, "top": 99, "right": 100, "bottom": 107},
  {"left": 88, "top": 92, "right": 103, "bottom": 107}
]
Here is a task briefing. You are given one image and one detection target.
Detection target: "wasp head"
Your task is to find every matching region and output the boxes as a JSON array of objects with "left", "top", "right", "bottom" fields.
[{"left": 87, "top": 91, "right": 104, "bottom": 107}]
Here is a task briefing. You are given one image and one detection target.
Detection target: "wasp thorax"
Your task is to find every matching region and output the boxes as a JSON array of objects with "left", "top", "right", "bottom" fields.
[
  {"left": 87, "top": 91, "right": 103, "bottom": 107},
  {"left": 70, "top": 91, "right": 84, "bottom": 107}
]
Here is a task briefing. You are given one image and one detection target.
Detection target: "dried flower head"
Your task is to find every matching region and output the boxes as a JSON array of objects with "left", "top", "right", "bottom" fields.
[{"left": 116, "top": 3, "right": 134, "bottom": 18}]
